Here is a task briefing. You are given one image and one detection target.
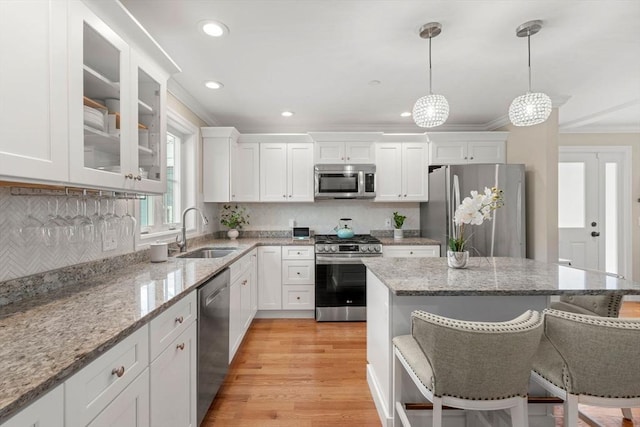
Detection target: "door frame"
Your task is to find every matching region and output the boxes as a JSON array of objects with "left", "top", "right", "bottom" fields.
[{"left": 559, "top": 146, "right": 632, "bottom": 279}]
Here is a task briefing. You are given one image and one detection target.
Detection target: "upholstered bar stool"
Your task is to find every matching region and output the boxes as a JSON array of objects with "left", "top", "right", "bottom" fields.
[
  {"left": 393, "top": 310, "right": 543, "bottom": 427},
  {"left": 531, "top": 309, "right": 640, "bottom": 427},
  {"left": 550, "top": 293, "right": 623, "bottom": 318}
]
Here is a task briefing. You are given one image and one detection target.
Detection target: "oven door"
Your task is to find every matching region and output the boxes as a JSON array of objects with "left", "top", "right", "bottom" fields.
[{"left": 315, "top": 256, "right": 366, "bottom": 308}]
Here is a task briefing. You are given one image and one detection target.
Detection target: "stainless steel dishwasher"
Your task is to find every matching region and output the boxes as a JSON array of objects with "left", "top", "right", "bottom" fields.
[{"left": 197, "top": 268, "right": 230, "bottom": 426}]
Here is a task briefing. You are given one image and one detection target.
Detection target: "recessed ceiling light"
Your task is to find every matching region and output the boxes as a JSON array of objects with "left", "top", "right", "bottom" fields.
[
  {"left": 401, "top": 112, "right": 412, "bottom": 117},
  {"left": 200, "top": 20, "right": 229, "bottom": 37},
  {"left": 204, "top": 81, "right": 223, "bottom": 89},
  {"left": 281, "top": 111, "right": 294, "bottom": 117},
  {"left": 368, "top": 80, "right": 381, "bottom": 86}
]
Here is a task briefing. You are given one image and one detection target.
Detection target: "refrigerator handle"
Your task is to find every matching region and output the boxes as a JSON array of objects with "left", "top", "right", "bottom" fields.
[
  {"left": 452, "top": 174, "right": 461, "bottom": 239},
  {"left": 517, "top": 180, "right": 522, "bottom": 245}
]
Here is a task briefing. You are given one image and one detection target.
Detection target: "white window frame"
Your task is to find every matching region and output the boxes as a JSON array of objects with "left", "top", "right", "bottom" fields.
[{"left": 136, "top": 107, "right": 200, "bottom": 248}]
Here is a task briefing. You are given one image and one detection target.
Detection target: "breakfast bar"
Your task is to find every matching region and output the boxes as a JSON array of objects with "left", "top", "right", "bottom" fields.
[{"left": 362, "top": 257, "right": 640, "bottom": 427}]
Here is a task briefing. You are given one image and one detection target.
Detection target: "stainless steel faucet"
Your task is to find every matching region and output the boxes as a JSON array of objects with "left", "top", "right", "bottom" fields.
[{"left": 176, "top": 207, "right": 209, "bottom": 252}]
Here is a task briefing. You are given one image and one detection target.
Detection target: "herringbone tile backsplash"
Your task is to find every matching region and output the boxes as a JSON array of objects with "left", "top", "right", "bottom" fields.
[{"left": 0, "top": 188, "right": 134, "bottom": 282}]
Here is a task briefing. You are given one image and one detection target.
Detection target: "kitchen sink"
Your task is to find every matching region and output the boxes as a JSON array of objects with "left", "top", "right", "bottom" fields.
[{"left": 179, "top": 247, "right": 238, "bottom": 259}]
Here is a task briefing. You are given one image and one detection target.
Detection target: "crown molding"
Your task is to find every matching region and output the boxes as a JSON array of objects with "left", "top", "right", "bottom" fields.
[{"left": 167, "top": 79, "right": 219, "bottom": 126}]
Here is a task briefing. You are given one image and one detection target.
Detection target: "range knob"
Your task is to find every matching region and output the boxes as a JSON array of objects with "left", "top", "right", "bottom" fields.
[
  {"left": 330, "top": 245, "right": 337, "bottom": 252},
  {"left": 373, "top": 245, "right": 381, "bottom": 252}
]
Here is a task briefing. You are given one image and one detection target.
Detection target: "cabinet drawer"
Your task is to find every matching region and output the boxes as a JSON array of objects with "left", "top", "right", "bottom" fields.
[
  {"left": 282, "top": 246, "right": 314, "bottom": 260},
  {"left": 65, "top": 326, "right": 149, "bottom": 427},
  {"left": 383, "top": 245, "right": 440, "bottom": 258},
  {"left": 282, "top": 260, "right": 315, "bottom": 284},
  {"left": 230, "top": 250, "right": 254, "bottom": 283},
  {"left": 149, "top": 291, "right": 196, "bottom": 361},
  {"left": 282, "top": 285, "right": 315, "bottom": 310}
]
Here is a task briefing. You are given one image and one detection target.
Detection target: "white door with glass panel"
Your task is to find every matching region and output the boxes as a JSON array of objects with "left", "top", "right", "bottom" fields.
[{"left": 558, "top": 150, "right": 626, "bottom": 275}]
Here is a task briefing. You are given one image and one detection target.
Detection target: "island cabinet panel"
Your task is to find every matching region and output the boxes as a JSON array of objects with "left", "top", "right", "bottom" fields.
[
  {"left": 65, "top": 326, "right": 149, "bottom": 427},
  {"left": 0, "top": 0, "right": 69, "bottom": 184},
  {"left": 382, "top": 245, "right": 439, "bottom": 258},
  {"left": 150, "top": 322, "right": 197, "bottom": 427},
  {"left": 2, "top": 384, "right": 63, "bottom": 427}
]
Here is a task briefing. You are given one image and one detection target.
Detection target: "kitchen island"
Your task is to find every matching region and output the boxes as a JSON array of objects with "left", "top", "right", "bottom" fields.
[{"left": 362, "top": 256, "right": 640, "bottom": 427}]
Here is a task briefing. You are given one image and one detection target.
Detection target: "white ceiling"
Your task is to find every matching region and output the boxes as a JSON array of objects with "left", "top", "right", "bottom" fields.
[{"left": 121, "top": 0, "right": 640, "bottom": 134}]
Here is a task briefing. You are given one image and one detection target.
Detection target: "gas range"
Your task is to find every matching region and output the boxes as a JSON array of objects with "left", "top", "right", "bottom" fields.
[{"left": 314, "top": 234, "right": 382, "bottom": 256}]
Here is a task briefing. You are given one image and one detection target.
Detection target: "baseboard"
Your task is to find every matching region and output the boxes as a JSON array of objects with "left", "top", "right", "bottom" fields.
[
  {"left": 367, "top": 364, "right": 393, "bottom": 427},
  {"left": 255, "top": 310, "right": 315, "bottom": 319}
]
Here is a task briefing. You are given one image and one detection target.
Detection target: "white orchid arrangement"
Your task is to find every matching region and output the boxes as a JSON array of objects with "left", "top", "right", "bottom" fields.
[{"left": 449, "top": 187, "right": 504, "bottom": 252}]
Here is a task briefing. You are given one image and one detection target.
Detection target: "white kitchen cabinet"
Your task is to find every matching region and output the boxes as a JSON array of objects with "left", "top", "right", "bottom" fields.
[
  {"left": 232, "top": 142, "right": 260, "bottom": 201},
  {"left": 375, "top": 142, "right": 428, "bottom": 202},
  {"left": 65, "top": 326, "right": 149, "bottom": 427},
  {"left": 383, "top": 245, "right": 440, "bottom": 258},
  {"left": 229, "top": 249, "right": 258, "bottom": 362},
  {"left": 260, "top": 143, "right": 314, "bottom": 202},
  {"left": 0, "top": 0, "right": 69, "bottom": 184},
  {"left": 150, "top": 322, "right": 197, "bottom": 427},
  {"left": 281, "top": 246, "right": 315, "bottom": 310},
  {"left": 428, "top": 132, "right": 507, "bottom": 165},
  {"left": 87, "top": 369, "right": 150, "bottom": 427},
  {"left": 257, "top": 246, "right": 282, "bottom": 310},
  {"left": 1, "top": 384, "right": 63, "bottom": 427},
  {"left": 202, "top": 127, "right": 239, "bottom": 202},
  {"left": 149, "top": 291, "right": 196, "bottom": 361},
  {"left": 67, "top": 0, "right": 173, "bottom": 193},
  {"left": 314, "top": 141, "right": 375, "bottom": 164}
]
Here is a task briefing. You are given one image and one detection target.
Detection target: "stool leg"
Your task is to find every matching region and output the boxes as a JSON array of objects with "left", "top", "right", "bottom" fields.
[
  {"left": 621, "top": 408, "right": 633, "bottom": 420},
  {"left": 432, "top": 396, "right": 443, "bottom": 427},
  {"left": 563, "top": 394, "right": 579, "bottom": 427},
  {"left": 510, "top": 397, "right": 528, "bottom": 427}
]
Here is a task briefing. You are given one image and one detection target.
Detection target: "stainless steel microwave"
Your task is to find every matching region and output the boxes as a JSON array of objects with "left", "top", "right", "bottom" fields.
[{"left": 314, "top": 164, "right": 376, "bottom": 199}]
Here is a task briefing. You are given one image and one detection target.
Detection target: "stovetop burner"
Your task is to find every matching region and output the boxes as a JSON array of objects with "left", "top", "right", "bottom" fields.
[{"left": 314, "top": 234, "right": 381, "bottom": 245}]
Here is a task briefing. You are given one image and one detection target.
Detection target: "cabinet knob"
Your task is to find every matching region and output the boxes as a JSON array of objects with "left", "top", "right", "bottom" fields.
[
  {"left": 175, "top": 316, "right": 184, "bottom": 324},
  {"left": 242, "top": 279, "right": 248, "bottom": 285},
  {"left": 398, "top": 194, "right": 401, "bottom": 198},
  {"left": 296, "top": 272, "right": 301, "bottom": 275},
  {"left": 111, "top": 366, "right": 125, "bottom": 378},
  {"left": 404, "top": 194, "right": 407, "bottom": 197},
  {"left": 176, "top": 343, "right": 185, "bottom": 351},
  {"left": 410, "top": 251, "right": 414, "bottom": 254},
  {"left": 464, "top": 156, "right": 468, "bottom": 160},
  {"left": 296, "top": 297, "right": 301, "bottom": 300},
  {"left": 341, "top": 157, "right": 344, "bottom": 160},
  {"left": 288, "top": 195, "right": 292, "bottom": 198},
  {"left": 297, "top": 251, "right": 301, "bottom": 255},
  {"left": 470, "top": 157, "right": 474, "bottom": 160},
  {"left": 135, "top": 175, "right": 142, "bottom": 181},
  {"left": 283, "top": 195, "right": 286, "bottom": 198},
  {"left": 125, "top": 173, "right": 134, "bottom": 179},
  {"left": 347, "top": 157, "right": 350, "bottom": 160}
]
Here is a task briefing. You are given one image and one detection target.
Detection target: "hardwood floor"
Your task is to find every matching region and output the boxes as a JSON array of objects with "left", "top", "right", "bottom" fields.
[{"left": 202, "top": 302, "right": 640, "bottom": 426}]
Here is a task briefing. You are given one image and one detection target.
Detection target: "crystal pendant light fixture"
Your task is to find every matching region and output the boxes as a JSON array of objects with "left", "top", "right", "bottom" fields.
[
  {"left": 413, "top": 22, "right": 449, "bottom": 128},
  {"left": 509, "top": 20, "right": 552, "bottom": 126}
]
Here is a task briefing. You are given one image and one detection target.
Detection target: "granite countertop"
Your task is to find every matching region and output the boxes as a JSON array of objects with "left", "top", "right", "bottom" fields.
[
  {"left": 362, "top": 256, "right": 640, "bottom": 296},
  {"left": 378, "top": 236, "right": 440, "bottom": 246},
  {"left": 0, "top": 237, "right": 312, "bottom": 424}
]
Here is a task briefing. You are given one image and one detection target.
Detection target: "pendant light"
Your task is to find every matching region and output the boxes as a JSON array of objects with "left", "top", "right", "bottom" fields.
[
  {"left": 508, "top": 20, "right": 552, "bottom": 126},
  {"left": 413, "top": 22, "right": 449, "bottom": 128}
]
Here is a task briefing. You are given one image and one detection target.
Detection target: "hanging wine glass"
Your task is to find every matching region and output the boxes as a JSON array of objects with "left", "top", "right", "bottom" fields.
[
  {"left": 71, "top": 196, "right": 94, "bottom": 244},
  {"left": 104, "top": 197, "right": 121, "bottom": 244},
  {"left": 121, "top": 197, "right": 137, "bottom": 237},
  {"left": 41, "top": 199, "right": 69, "bottom": 246},
  {"left": 18, "top": 197, "right": 44, "bottom": 245},
  {"left": 90, "top": 195, "right": 107, "bottom": 242}
]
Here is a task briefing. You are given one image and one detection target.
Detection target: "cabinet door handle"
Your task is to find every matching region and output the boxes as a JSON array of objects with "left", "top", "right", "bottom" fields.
[
  {"left": 111, "top": 366, "right": 125, "bottom": 378},
  {"left": 175, "top": 316, "right": 184, "bottom": 324},
  {"left": 176, "top": 343, "right": 185, "bottom": 351}
]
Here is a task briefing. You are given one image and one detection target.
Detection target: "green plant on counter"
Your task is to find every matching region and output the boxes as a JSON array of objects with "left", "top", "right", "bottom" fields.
[
  {"left": 393, "top": 211, "right": 406, "bottom": 229},
  {"left": 220, "top": 204, "right": 249, "bottom": 229}
]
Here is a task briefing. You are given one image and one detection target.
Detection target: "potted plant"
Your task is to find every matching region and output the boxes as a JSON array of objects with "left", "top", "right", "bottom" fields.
[
  {"left": 448, "top": 187, "right": 503, "bottom": 268},
  {"left": 220, "top": 204, "right": 249, "bottom": 240},
  {"left": 393, "top": 211, "right": 407, "bottom": 239}
]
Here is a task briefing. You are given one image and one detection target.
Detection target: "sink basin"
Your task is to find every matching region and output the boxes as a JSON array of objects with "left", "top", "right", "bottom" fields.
[{"left": 179, "top": 247, "right": 238, "bottom": 259}]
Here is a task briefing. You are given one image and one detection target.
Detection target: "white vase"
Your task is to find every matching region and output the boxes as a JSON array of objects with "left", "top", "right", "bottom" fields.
[
  {"left": 393, "top": 228, "right": 403, "bottom": 239},
  {"left": 227, "top": 229, "right": 239, "bottom": 240},
  {"left": 447, "top": 250, "right": 469, "bottom": 269}
]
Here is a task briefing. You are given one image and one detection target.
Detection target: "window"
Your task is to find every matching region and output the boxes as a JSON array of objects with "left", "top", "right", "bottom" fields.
[{"left": 138, "top": 108, "right": 198, "bottom": 243}]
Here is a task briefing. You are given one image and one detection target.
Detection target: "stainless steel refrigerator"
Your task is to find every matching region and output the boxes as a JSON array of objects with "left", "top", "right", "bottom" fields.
[{"left": 420, "top": 164, "right": 526, "bottom": 257}]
